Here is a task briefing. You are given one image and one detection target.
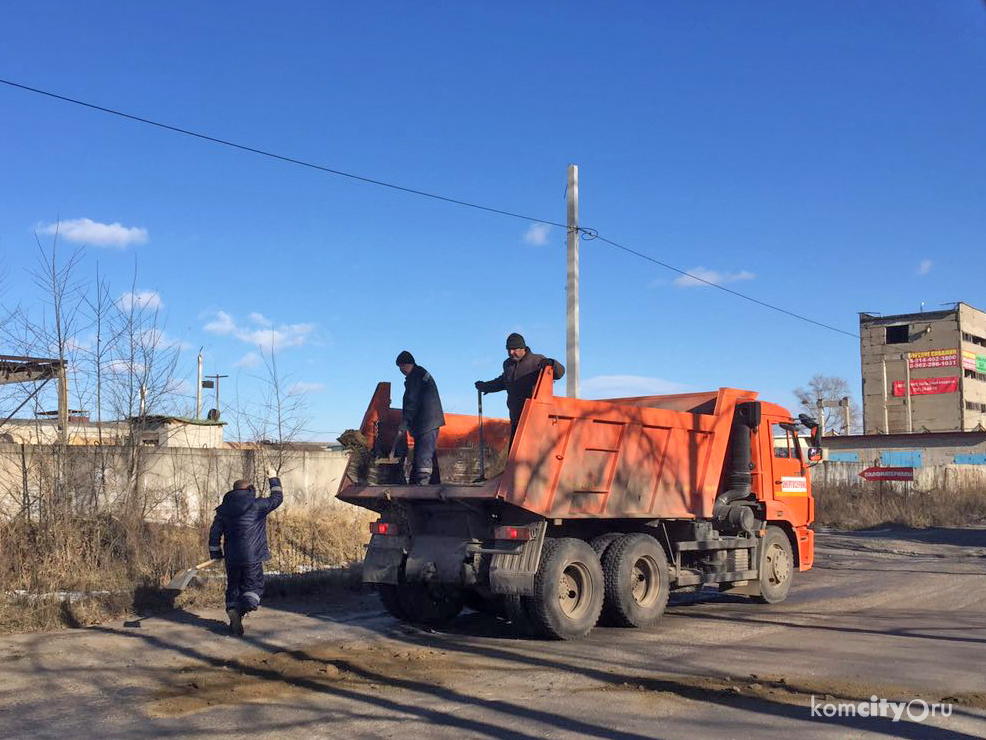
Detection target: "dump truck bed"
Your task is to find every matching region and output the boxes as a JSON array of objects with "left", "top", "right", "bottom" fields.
[{"left": 339, "top": 368, "right": 759, "bottom": 520}]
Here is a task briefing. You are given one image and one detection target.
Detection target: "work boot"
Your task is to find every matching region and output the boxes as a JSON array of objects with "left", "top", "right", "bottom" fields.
[{"left": 227, "top": 607, "right": 243, "bottom": 636}]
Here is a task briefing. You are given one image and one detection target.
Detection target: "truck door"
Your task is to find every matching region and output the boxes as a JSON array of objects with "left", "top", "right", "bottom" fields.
[{"left": 767, "top": 420, "right": 810, "bottom": 525}]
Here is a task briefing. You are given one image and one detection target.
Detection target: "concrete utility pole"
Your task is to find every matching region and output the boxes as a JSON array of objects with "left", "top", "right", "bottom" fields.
[
  {"left": 566, "top": 164, "right": 580, "bottom": 398},
  {"left": 196, "top": 350, "right": 203, "bottom": 419}
]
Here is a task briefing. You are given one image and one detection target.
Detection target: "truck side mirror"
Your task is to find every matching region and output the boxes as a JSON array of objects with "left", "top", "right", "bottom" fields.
[{"left": 807, "top": 447, "right": 822, "bottom": 462}]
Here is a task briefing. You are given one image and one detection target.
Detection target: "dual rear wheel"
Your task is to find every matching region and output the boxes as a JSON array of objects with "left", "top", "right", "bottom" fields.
[{"left": 509, "top": 533, "right": 670, "bottom": 639}]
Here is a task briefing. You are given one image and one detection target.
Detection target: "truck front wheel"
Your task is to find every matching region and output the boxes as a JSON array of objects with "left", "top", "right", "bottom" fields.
[
  {"left": 756, "top": 526, "right": 794, "bottom": 604},
  {"left": 530, "top": 538, "right": 604, "bottom": 640},
  {"left": 601, "top": 533, "right": 670, "bottom": 628}
]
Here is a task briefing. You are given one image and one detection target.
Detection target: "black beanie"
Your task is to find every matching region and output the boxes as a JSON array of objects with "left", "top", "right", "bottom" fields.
[
  {"left": 395, "top": 350, "right": 415, "bottom": 365},
  {"left": 506, "top": 332, "right": 526, "bottom": 350}
]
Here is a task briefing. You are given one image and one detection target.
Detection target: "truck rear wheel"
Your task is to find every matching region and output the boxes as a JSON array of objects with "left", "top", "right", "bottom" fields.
[
  {"left": 400, "top": 584, "right": 465, "bottom": 625},
  {"left": 530, "top": 538, "right": 604, "bottom": 640},
  {"left": 378, "top": 584, "right": 410, "bottom": 621},
  {"left": 756, "top": 526, "right": 794, "bottom": 604},
  {"left": 601, "top": 533, "right": 670, "bottom": 628},
  {"left": 590, "top": 532, "right": 622, "bottom": 559}
]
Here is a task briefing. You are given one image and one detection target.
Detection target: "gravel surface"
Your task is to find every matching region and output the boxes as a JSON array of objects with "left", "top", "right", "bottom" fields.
[{"left": 2, "top": 528, "right": 984, "bottom": 740}]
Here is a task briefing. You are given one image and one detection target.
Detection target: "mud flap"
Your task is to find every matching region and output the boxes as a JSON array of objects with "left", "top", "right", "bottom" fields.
[
  {"left": 726, "top": 580, "right": 762, "bottom": 597},
  {"left": 489, "top": 521, "right": 547, "bottom": 596},
  {"left": 404, "top": 536, "right": 469, "bottom": 585},
  {"left": 363, "top": 546, "right": 405, "bottom": 585}
]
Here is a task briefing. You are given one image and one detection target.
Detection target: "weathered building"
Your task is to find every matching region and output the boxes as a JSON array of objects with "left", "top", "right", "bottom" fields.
[
  {"left": 0, "top": 415, "right": 225, "bottom": 448},
  {"left": 859, "top": 303, "right": 986, "bottom": 434}
]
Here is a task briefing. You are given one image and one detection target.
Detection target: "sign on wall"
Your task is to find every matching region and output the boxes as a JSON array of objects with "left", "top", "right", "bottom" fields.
[
  {"left": 891, "top": 376, "right": 959, "bottom": 396},
  {"left": 962, "top": 350, "right": 986, "bottom": 373},
  {"left": 907, "top": 349, "right": 958, "bottom": 369},
  {"left": 858, "top": 466, "right": 914, "bottom": 482}
]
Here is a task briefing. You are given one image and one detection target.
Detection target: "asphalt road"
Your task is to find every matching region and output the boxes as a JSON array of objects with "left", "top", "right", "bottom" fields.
[{"left": 2, "top": 528, "right": 985, "bottom": 740}]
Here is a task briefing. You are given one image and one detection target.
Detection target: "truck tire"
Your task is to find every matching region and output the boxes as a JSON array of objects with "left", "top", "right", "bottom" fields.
[
  {"left": 504, "top": 594, "right": 538, "bottom": 636},
  {"left": 378, "top": 584, "right": 410, "bottom": 621},
  {"left": 601, "top": 533, "right": 670, "bottom": 628},
  {"left": 530, "top": 537, "right": 604, "bottom": 640},
  {"left": 755, "top": 526, "right": 794, "bottom": 604},
  {"left": 399, "top": 584, "right": 465, "bottom": 626},
  {"left": 590, "top": 532, "right": 622, "bottom": 559}
]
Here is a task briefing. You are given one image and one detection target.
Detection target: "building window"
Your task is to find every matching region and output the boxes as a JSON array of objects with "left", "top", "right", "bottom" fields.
[
  {"left": 965, "top": 401, "right": 986, "bottom": 412},
  {"left": 962, "top": 332, "right": 986, "bottom": 347},
  {"left": 964, "top": 369, "right": 986, "bottom": 382},
  {"left": 885, "top": 325, "right": 909, "bottom": 344}
]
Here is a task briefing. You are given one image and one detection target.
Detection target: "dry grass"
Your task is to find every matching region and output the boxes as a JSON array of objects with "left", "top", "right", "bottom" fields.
[
  {"left": 0, "top": 506, "right": 373, "bottom": 633},
  {"left": 814, "top": 481, "right": 986, "bottom": 530}
]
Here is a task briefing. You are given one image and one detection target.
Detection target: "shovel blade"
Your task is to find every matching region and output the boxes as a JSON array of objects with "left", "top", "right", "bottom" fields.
[
  {"left": 166, "top": 558, "right": 220, "bottom": 591},
  {"left": 166, "top": 567, "right": 199, "bottom": 591}
]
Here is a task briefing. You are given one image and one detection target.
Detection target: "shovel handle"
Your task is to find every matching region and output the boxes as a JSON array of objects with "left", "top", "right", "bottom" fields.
[
  {"left": 195, "top": 558, "right": 220, "bottom": 569},
  {"left": 477, "top": 389, "right": 486, "bottom": 480}
]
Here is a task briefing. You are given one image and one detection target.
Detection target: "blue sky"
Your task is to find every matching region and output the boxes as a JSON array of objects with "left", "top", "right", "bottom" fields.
[{"left": 2, "top": 2, "right": 985, "bottom": 439}]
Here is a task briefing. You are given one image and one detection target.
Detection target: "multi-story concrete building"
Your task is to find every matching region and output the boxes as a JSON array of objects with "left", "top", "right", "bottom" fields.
[{"left": 859, "top": 302, "right": 986, "bottom": 434}]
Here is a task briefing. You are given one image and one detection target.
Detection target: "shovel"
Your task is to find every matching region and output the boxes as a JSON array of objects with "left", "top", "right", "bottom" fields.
[
  {"left": 166, "top": 558, "right": 221, "bottom": 591},
  {"left": 475, "top": 388, "right": 486, "bottom": 482}
]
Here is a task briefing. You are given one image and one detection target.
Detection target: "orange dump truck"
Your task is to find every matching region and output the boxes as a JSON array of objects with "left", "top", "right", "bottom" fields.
[{"left": 338, "top": 367, "right": 820, "bottom": 640}]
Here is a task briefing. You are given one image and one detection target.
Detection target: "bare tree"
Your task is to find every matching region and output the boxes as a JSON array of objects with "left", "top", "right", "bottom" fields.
[
  {"left": 103, "top": 263, "right": 183, "bottom": 515},
  {"left": 793, "top": 374, "right": 860, "bottom": 435},
  {"left": 227, "top": 338, "right": 311, "bottom": 482}
]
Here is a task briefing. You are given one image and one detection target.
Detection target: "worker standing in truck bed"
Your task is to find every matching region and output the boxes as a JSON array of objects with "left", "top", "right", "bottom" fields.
[
  {"left": 475, "top": 332, "right": 564, "bottom": 447},
  {"left": 394, "top": 350, "right": 445, "bottom": 484}
]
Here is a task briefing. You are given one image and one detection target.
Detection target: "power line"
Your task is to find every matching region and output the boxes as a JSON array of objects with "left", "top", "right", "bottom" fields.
[
  {"left": 0, "top": 78, "right": 567, "bottom": 230},
  {"left": 1, "top": 77, "right": 859, "bottom": 339},
  {"left": 590, "top": 234, "right": 861, "bottom": 339}
]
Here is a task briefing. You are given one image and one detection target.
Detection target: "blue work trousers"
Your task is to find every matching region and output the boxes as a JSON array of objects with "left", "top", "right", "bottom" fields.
[
  {"left": 411, "top": 428, "right": 441, "bottom": 485},
  {"left": 225, "top": 561, "right": 264, "bottom": 613}
]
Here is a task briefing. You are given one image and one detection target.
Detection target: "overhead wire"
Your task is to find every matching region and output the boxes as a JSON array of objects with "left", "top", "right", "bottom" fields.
[{"left": 0, "top": 77, "right": 859, "bottom": 339}]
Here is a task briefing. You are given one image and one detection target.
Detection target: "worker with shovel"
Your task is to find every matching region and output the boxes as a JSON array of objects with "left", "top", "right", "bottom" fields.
[
  {"left": 475, "top": 332, "right": 564, "bottom": 448},
  {"left": 208, "top": 472, "right": 283, "bottom": 636},
  {"left": 394, "top": 350, "right": 445, "bottom": 484}
]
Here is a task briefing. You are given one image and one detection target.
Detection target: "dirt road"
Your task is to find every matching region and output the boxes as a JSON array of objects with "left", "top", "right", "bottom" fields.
[{"left": 2, "top": 528, "right": 984, "bottom": 740}]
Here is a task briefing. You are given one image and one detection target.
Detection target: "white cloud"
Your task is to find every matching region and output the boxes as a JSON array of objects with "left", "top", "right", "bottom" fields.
[
  {"left": 118, "top": 290, "right": 163, "bottom": 311},
  {"left": 673, "top": 267, "right": 755, "bottom": 288},
  {"left": 917, "top": 259, "right": 932, "bottom": 276},
  {"left": 37, "top": 218, "right": 148, "bottom": 248},
  {"left": 203, "top": 310, "right": 236, "bottom": 335},
  {"left": 288, "top": 381, "right": 325, "bottom": 395},
  {"left": 523, "top": 223, "right": 552, "bottom": 246},
  {"left": 581, "top": 375, "right": 690, "bottom": 399},
  {"left": 105, "top": 359, "right": 144, "bottom": 376},
  {"left": 202, "top": 311, "right": 314, "bottom": 351},
  {"left": 234, "top": 352, "right": 262, "bottom": 369}
]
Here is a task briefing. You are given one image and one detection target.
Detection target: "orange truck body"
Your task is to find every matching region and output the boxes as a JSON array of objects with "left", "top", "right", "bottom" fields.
[{"left": 339, "top": 367, "right": 816, "bottom": 637}]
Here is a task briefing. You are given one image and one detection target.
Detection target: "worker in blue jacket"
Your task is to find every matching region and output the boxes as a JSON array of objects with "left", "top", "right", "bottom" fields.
[
  {"left": 394, "top": 350, "right": 445, "bottom": 484},
  {"left": 208, "top": 472, "right": 283, "bottom": 636}
]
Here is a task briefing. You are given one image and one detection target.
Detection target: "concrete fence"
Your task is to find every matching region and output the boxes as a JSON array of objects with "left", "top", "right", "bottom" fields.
[
  {"left": 0, "top": 443, "right": 352, "bottom": 522},
  {"left": 811, "top": 460, "right": 986, "bottom": 491}
]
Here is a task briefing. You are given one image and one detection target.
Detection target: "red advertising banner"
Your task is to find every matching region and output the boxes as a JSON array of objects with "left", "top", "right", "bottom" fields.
[
  {"left": 859, "top": 467, "right": 914, "bottom": 482},
  {"left": 891, "top": 376, "right": 959, "bottom": 396},
  {"left": 907, "top": 349, "right": 958, "bottom": 369}
]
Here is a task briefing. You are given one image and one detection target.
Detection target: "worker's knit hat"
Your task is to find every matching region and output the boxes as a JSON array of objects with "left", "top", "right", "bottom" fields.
[
  {"left": 395, "top": 350, "right": 415, "bottom": 365},
  {"left": 506, "top": 333, "right": 526, "bottom": 350}
]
